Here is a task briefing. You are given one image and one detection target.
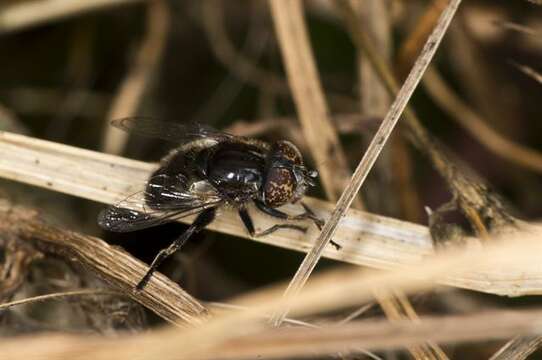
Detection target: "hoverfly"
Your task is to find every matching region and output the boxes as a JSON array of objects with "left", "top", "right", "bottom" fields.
[{"left": 98, "top": 118, "right": 327, "bottom": 290}]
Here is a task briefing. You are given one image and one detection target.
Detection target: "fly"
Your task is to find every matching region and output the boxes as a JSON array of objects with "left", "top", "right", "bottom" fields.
[{"left": 98, "top": 117, "right": 331, "bottom": 290}]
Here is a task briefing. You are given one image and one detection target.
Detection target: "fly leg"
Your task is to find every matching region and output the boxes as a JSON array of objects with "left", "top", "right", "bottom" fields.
[
  {"left": 254, "top": 200, "right": 341, "bottom": 250},
  {"left": 136, "top": 207, "right": 216, "bottom": 290},
  {"left": 238, "top": 207, "right": 306, "bottom": 237}
]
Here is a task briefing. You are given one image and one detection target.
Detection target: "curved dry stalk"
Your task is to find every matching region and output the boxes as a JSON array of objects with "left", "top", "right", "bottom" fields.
[
  {"left": 200, "top": 0, "right": 286, "bottom": 94},
  {"left": 396, "top": 2, "right": 542, "bottom": 176},
  {"left": 102, "top": 0, "right": 170, "bottom": 154},
  {"left": 269, "top": 0, "right": 462, "bottom": 327},
  {"left": 424, "top": 67, "right": 542, "bottom": 174},
  {"left": 0, "top": 202, "right": 208, "bottom": 326},
  {"left": 0, "top": 0, "right": 144, "bottom": 35}
]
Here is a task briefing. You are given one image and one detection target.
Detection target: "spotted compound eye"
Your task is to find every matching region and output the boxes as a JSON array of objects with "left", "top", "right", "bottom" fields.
[
  {"left": 263, "top": 141, "right": 303, "bottom": 207},
  {"left": 273, "top": 140, "right": 302, "bottom": 165}
]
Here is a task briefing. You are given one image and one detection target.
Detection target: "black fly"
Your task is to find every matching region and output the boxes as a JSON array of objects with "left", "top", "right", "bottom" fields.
[{"left": 98, "top": 118, "right": 327, "bottom": 290}]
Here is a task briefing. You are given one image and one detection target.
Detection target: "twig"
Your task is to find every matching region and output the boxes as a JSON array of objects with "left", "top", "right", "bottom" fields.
[
  {"left": 268, "top": 0, "right": 363, "bottom": 209},
  {"left": 269, "top": 0, "right": 462, "bottom": 327},
  {"left": 0, "top": 0, "right": 144, "bottom": 35},
  {"left": 0, "top": 289, "right": 121, "bottom": 311},
  {"left": 103, "top": 0, "right": 170, "bottom": 154},
  {"left": 350, "top": 2, "right": 442, "bottom": 359},
  {"left": 0, "top": 202, "right": 208, "bottom": 326}
]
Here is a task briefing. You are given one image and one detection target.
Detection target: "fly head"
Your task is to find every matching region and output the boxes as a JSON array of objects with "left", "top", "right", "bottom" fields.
[{"left": 261, "top": 140, "right": 318, "bottom": 207}]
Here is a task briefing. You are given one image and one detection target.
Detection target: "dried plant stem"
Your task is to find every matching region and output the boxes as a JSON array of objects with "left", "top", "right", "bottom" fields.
[
  {"left": 0, "top": 289, "right": 121, "bottom": 310},
  {"left": 269, "top": 0, "right": 462, "bottom": 327},
  {"left": 0, "top": 0, "right": 144, "bottom": 35},
  {"left": 103, "top": 0, "right": 169, "bottom": 154},
  {"left": 337, "top": 0, "right": 516, "bottom": 238},
  {"left": 0, "top": 202, "right": 208, "bottom": 326},
  {"left": 4, "top": 132, "right": 542, "bottom": 296},
  {"left": 350, "top": 2, "right": 442, "bottom": 359},
  {"left": 268, "top": 0, "right": 363, "bottom": 209},
  {"left": 2, "top": 308, "right": 542, "bottom": 359}
]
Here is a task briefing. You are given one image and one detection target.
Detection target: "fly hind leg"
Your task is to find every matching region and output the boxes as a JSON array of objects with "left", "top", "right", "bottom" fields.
[{"left": 136, "top": 207, "right": 216, "bottom": 290}]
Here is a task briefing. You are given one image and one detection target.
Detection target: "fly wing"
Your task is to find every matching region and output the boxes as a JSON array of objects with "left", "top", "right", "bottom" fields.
[
  {"left": 110, "top": 117, "right": 234, "bottom": 143},
  {"left": 98, "top": 174, "right": 223, "bottom": 232}
]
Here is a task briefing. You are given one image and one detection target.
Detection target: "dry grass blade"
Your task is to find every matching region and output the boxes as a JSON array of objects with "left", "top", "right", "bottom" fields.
[
  {"left": 0, "top": 202, "right": 208, "bottom": 326},
  {"left": 4, "top": 132, "right": 542, "bottom": 296},
  {"left": 4, "top": 230, "right": 542, "bottom": 359},
  {"left": 5, "top": 308, "right": 542, "bottom": 359},
  {"left": 351, "top": 2, "right": 443, "bottom": 358},
  {"left": 167, "top": 308, "right": 542, "bottom": 360},
  {"left": 103, "top": 0, "right": 170, "bottom": 154},
  {"left": 0, "top": 0, "right": 144, "bottom": 35},
  {"left": 269, "top": 0, "right": 462, "bottom": 327},
  {"left": 268, "top": 0, "right": 362, "bottom": 208}
]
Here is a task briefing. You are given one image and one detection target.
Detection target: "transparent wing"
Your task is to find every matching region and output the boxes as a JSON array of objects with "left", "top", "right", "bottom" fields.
[
  {"left": 110, "top": 117, "right": 234, "bottom": 143},
  {"left": 98, "top": 174, "right": 223, "bottom": 232}
]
